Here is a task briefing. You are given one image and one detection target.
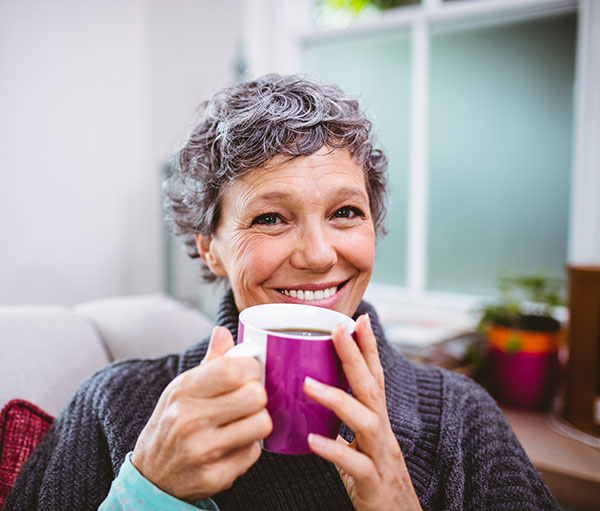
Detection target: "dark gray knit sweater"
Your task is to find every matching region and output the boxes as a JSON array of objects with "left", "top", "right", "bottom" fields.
[{"left": 6, "top": 292, "right": 558, "bottom": 510}]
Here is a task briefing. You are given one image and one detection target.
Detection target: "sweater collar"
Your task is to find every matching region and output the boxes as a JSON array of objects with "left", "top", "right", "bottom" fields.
[{"left": 180, "top": 289, "right": 420, "bottom": 458}]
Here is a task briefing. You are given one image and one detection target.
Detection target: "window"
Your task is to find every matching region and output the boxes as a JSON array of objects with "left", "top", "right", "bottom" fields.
[
  {"left": 426, "top": 15, "right": 576, "bottom": 296},
  {"left": 300, "top": 0, "right": 582, "bottom": 308},
  {"left": 187, "top": 0, "right": 599, "bottom": 320}
]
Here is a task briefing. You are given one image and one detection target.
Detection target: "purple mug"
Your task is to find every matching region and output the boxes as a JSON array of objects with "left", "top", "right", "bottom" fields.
[{"left": 225, "top": 303, "right": 355, "bottom": 455}]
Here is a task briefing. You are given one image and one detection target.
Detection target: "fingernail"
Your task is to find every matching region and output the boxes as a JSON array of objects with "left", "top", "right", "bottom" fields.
[
  {"left": 334, "top": 322, "right": 349, "bottom": 337},
  {"left": 363, "top": 313, "right": 371, "bottom": 331},
  {"left": 304, "top": 376, "right": 323, "bottom": 390},
  {"left": 307, "top": 433, "right": 326, "bottom": 448}
]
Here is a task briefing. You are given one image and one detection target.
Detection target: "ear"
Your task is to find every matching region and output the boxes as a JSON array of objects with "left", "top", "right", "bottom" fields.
[{"left": 194, "top": 234, "right": 227, "bottom": 277}]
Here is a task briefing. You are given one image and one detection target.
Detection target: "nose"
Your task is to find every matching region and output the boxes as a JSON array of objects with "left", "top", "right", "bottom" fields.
[{"left": 290, "top": 221, "right": 338, "bottom": 273}]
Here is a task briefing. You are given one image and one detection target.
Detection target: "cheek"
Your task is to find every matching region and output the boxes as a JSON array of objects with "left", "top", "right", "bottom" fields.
[
  {"left": 227, "top": 234, "right": 289, "bottom": 285},
  {"left": 339, "top": 226, "right": 375, "bottom": 273}
]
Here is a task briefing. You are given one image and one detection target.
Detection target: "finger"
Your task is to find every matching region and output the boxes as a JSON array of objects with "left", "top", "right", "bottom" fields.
[
  {"left": 331, "top": 323, "right": 381, "bottom": 409},
  {"left": 177, "top": 356, "right": 261, "bottom": 398},
  {"left": 206, "top": 380, "right": 267, "bottom": 426},
  {"left": 203, "top": 326, "right": 235, "bottom": 364},
  {"left": 212, "top": 408, "right": 273, "bottom": 452},
  {"left": 308, "top": 433, "right": 376, "bottom": 484},
  {"left": 304, "top": 377, "right": 379, "bottom": 455},
  {"left": 355, "top": 314, "right": 385, "bottom": 388}
]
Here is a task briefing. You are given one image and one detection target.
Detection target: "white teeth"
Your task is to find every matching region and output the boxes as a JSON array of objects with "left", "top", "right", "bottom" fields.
[{"left": 281, "top": 285, "right": 339, "bottom": 301}]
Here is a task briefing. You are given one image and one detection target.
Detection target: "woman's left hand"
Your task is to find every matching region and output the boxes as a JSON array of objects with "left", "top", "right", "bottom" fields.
[{"left": 303, "top": 314, "right": 423, "bottom": 511}]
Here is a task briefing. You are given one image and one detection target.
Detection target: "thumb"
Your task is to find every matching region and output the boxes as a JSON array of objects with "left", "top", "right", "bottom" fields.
[{"left": 202, "top": 326, "right": 235, "bottom": 364}]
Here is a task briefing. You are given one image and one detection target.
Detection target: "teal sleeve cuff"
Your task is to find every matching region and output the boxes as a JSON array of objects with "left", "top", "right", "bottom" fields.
[{"left": 98, "top": 452, "right": 220, "bottom": 511}]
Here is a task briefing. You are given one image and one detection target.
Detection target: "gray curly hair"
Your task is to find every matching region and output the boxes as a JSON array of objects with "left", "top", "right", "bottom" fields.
[{"left": 164, "top": 73, "right": 388, "bottom": 282}]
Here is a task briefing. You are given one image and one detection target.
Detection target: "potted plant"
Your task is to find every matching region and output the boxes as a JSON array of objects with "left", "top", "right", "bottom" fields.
[{"left": 478, "top": 271, "right": 565, "bottom": 409}]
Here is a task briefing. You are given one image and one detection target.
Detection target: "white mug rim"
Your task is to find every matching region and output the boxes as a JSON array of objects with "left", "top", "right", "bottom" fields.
[{"left": 239, "top": 303, "right": 355, "bottom": 340}]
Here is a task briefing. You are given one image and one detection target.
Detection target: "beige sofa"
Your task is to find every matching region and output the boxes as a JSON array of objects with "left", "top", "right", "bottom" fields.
[{"left": 0, "top": 294, "right": 214, "bottom": 416}]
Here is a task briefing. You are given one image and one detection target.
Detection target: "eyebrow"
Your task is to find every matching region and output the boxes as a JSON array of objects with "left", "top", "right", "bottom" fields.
[{"left": 249, "top": 187, "right": 369, "bottom": 205}]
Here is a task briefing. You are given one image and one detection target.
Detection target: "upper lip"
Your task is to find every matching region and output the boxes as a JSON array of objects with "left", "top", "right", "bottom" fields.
[{"left": 275, "top": 280, "right": 348, "bottom": 292}]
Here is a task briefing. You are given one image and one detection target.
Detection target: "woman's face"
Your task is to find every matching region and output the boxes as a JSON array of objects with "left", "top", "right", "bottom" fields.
[{"left": 196, "top": 146, "right": 375, "bottom": 317}]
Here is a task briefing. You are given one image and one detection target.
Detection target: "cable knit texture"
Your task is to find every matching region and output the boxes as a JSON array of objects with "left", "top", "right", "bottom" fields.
[{"left": 5, "top": 291, "right": 558, "bottom": 510}]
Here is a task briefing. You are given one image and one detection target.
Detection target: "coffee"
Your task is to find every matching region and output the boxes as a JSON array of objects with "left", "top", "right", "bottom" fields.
[{"left": 268, "top": 327, "right": 331, "bottom": 337}]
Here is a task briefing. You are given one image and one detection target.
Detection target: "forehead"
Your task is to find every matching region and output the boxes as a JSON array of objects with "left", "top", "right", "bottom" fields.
[{"left": 223, "top": 147, "right": 368, "bottom": 206}]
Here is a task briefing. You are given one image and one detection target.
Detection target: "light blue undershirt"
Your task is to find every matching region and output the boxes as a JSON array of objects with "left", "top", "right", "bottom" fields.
[{"left": 98, "top": 452, "right": 220, "bottom": 511}]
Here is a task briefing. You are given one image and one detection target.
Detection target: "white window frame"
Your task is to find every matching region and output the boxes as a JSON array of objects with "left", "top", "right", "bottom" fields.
[{"left": 240, "top": 0, "right": 600, "bottom": 324}]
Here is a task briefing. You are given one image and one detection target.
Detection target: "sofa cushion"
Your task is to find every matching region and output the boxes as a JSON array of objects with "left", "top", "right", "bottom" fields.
[
  {"left": 0, "top": 306, "right": 111, "bottom": 416},
  {"left": 0, "top": 399, "right": 53, "bottom": 509},
  {"left": 74, "top": 293, "right": 214, "bottom": 361}
]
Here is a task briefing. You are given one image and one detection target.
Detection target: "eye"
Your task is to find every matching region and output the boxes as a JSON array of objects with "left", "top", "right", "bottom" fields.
[
  {"left": 332, "top": 206, "right": 364, "bottom": 219},
  {"left": 252, "top": 213, "right": 282, "bottom": 225}
]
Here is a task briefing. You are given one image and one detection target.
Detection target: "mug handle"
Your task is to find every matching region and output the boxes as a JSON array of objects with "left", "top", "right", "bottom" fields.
[{"left": 224, "top": 340, "right": 262, "bottom": 359}]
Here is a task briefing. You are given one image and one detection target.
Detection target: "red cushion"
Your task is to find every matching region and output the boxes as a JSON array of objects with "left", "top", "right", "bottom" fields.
[{"left": 0, "top": 399, "right": 53, "bottom": 509}]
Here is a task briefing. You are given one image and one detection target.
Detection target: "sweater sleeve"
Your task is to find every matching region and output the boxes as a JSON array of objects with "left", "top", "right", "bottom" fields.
[
  {"left": 4, "top": 357, "right": 177, "bottom": 511},
  {"left": 443, "top": 374, "right": 559, "bottom": 511},
  {"left": 3, "top": 376, "right": 114, "bottom": 510},
  {"left": 99, "top": 453, "right": 220, "bottom": 511}
]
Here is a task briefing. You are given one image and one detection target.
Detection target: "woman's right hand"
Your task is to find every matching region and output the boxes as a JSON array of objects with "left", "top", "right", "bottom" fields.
[{"left": 130, "top": 326, "right": 272, "bottom": 501}]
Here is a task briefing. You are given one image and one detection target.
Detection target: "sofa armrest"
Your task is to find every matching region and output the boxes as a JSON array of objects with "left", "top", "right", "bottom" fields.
[{"left": 0, "top": 306, "right": 111, "bottom": 416}]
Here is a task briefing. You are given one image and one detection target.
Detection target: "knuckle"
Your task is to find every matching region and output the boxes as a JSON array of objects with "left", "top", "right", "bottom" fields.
[
  {"left": 165, "top": 386, "right": 185, "bottom": 406},
  {"left": 165, "top": 378, "right": 186, "bottom": 404},
  {"left": 327, "top": 387, "right": 344, "bottom": 407},
  {"left": 246, "top": 381, "right": 267, "bottom": 407},
  {"left": 201, "top": 470, "right": 225, "bottom": 494},
  {"left": 160, "top": 400, "right": 182, "bottom": 426},
  {"left": 247, "top": 357, "right": 262, "bottom": 379},
  {"left": 216, "top": 359, "right": 242, "bottom": 387},
  {"left": 217, "top": 470, "right": 237, "bottom": 492},
  {"left": 162, "top": 403, "right": 196, "bottom": 437},
  {"left": 374, "top": 368, "right": 385, "bottom": 389},
  {"left": 365, "top": 382, "right": 383, "bottom": 407},
  {"left": 192, "top": 434, "right": 226, "bottom": 465},
  {"left": 199, "top": 445, "right": 225, "bottom": 465},
  {"left": 362, "top": 461, "right": 379, "bottom": 484},
  {"left": 363, "top": 411, "right": 380, "bottom": 436},
  {"left": 249, "top": 441, "right": 262, "bottom": 463},
  {"left": 257, "top": 409, "right": 273, "bottom": 436}
]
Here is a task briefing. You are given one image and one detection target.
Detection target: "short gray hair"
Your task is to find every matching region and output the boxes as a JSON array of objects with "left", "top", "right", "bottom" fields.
[{"left": 164, "top": 73, "right": 388, "bottom": 282}]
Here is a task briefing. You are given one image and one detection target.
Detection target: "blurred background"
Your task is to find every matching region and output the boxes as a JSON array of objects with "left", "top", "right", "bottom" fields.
[
  {"left": 1, "top": 0, "right": 597, "bottom": 318},
  {"left": 1, "top": 0, "right": 599, "bottom": 508}
]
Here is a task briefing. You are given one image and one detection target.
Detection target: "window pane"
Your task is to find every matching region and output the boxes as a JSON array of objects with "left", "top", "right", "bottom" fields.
[
  {"left": 304, "top": 31, "right": 411, "bottom": 285},
  {"left": 427, "top": 15, "right": 577, "bottom": 295}
]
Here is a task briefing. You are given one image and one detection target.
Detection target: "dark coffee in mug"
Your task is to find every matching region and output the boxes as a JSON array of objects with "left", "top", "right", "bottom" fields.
[{"left": 267, "top": 327, "right": 331, "bottom": 337}]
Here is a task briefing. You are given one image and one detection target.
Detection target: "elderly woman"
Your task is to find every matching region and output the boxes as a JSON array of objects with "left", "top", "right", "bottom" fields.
[{"left": 6, "top": 74, "right": 558, "bottom": 511}]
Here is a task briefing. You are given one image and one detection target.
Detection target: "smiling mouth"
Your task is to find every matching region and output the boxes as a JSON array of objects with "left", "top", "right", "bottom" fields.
[{"left": 275, "top": 281, "right": 349, "bottom": 302}]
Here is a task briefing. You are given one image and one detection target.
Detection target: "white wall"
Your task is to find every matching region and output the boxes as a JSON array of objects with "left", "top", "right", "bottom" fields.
[
  {"left": 146, "top": 0, "right": 242, "bottom": 309},
  {"left": 0, "top": 0, "right": 241, "bottom": 305}
]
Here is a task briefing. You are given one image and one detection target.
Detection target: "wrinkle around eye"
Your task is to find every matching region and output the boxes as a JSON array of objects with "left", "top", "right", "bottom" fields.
[{"left": 250, "top": 216, "right": 290, "bottom": 236}]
